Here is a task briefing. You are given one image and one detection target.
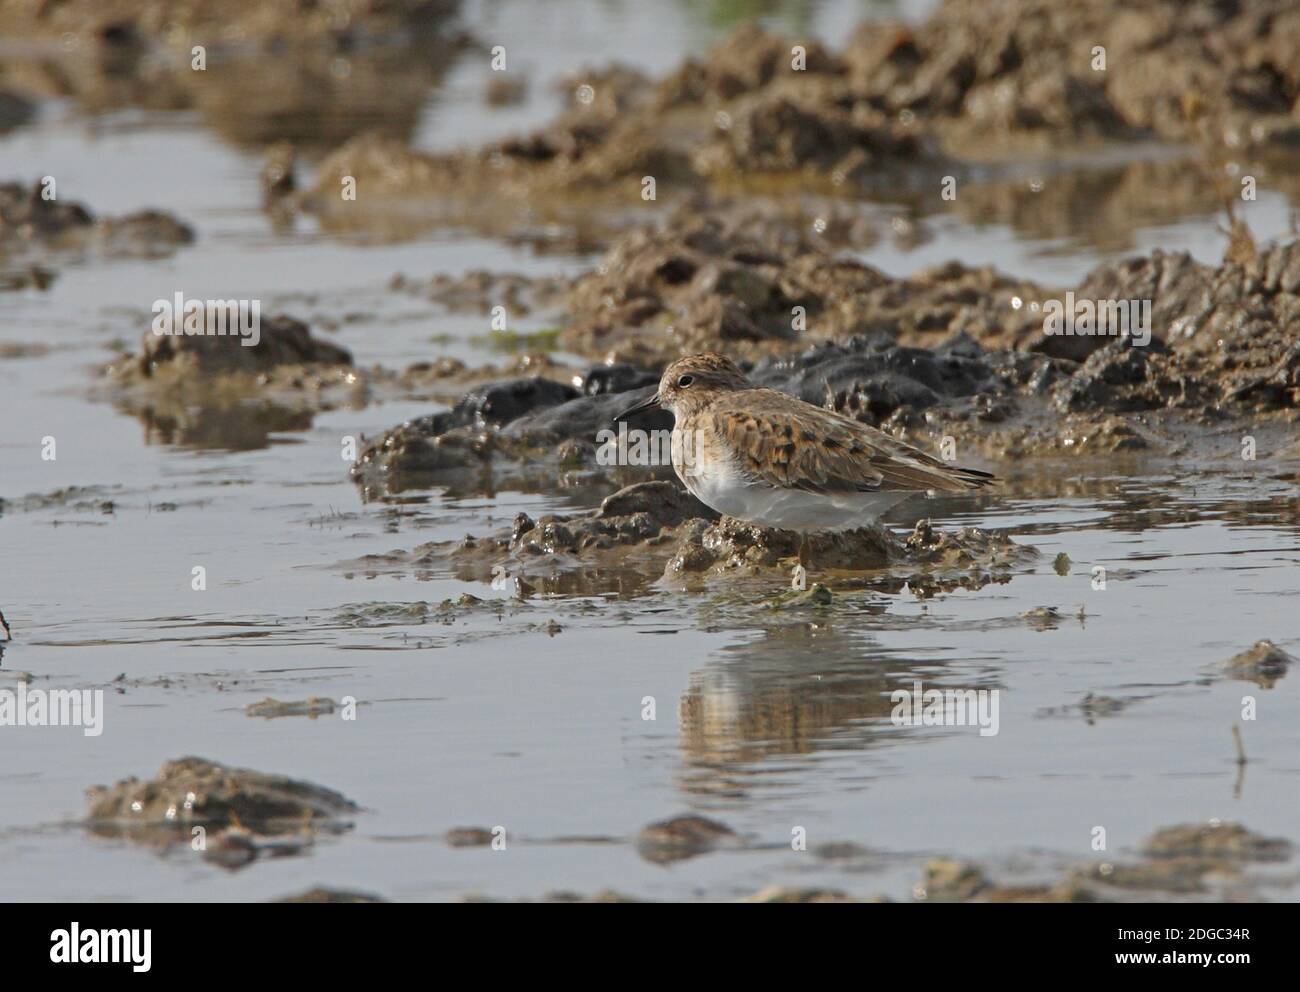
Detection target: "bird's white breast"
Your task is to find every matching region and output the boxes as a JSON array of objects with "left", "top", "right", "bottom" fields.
[{"left": 675, "top": 435, "right": 909, "bottom": 532}]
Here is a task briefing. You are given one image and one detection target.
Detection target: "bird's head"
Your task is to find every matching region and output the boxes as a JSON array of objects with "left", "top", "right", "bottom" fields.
[{"left": 615, "top": 352, "right": 749, "bottom": 421}]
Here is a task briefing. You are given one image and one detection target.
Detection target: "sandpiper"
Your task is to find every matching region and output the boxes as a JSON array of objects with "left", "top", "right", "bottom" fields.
[{"left": 616, "top": 352, "right": 995, "bottom": 576}]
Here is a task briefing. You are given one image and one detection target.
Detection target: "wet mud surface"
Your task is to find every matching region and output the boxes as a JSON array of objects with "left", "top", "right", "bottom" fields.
[{"left": 2, "top": 0, "right": 1298, "bottom": 903}]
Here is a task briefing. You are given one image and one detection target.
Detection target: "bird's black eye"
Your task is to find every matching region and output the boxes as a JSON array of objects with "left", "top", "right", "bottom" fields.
[{"left": 677, "top": 374, "right": 695, "bottom": 388}]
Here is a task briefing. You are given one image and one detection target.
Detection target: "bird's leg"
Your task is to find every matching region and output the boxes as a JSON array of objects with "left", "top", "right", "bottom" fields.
[
  {"left": 792, "top": 534, "right": 809, "bottom": 590},
  {"left": 0, "top": 609, "right": 9, "bottom": 641}
]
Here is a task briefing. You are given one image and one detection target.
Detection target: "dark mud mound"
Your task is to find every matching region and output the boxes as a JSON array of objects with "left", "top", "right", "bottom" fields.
[
  {"left": 1, "top": 179, "right": 194, "bottom": 254},
  {"left": 101, "top": 314, "right": 361, "bottom": 448},
  {"left": 129, "top": 313, "right": 352, "bottom": 378},
  {"left": 1, "top": 179, "right": 194, "bottom": 288},
  {"left": 351, "top": 370, "right": 675, "bottom": 495},
  {"left": 748, "top": 333, "right": 1007, "bottom": 424},
  {"left": 356, "top": 225, "right": 1299, "bottom": 495},
  {"left": 347, "top": 332, "right": 1024, "bottom": 502},
  {"left": 85, "top": 757, "right": 359, "bottom": 867},
  {"left": 1219, "top": 639, "right": 1295, "bottom": 689},
  {"left": 87, "top": 756, "right": 357, "bottom": 829},
  {"left": 636, "top": 814, "right": 740, "bottom": 865}
]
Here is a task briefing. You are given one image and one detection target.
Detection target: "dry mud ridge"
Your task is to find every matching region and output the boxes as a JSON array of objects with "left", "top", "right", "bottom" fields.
[
  {"left": 290, "top": 0, "right": 1300, "bottom": 235},
  {"left": 343, "top": 205, "right": 1298, "bottom": 582},
  {"left": 354, "top": 209, "right": 1300, "bottom": 474}
]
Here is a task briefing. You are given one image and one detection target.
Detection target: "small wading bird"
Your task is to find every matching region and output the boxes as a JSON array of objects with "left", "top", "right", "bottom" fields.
[
  {"left": 616, "top": 353, "right": 995, "bottom": 582},
  {"left": 0, "top": 609, "right": 9, "bottom": 640}
]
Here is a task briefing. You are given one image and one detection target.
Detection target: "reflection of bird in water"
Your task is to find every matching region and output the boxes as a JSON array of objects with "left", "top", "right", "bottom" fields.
[
  {"left": 677, "top": 620, "right": 896, "bottom": 799},
  {"left": 676, "top": 617, "right": 1005, "bottom": 802}
]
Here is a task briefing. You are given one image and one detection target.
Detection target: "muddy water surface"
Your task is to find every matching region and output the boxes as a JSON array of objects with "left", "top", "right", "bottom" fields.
[{"left": 2, "top": 0, "right": 1299, "bottom": 901}]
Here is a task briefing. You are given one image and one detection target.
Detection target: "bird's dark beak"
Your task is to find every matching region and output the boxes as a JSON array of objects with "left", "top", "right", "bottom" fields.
[{"left": 613, "top": 391, "right": 661, "bottom": 423}]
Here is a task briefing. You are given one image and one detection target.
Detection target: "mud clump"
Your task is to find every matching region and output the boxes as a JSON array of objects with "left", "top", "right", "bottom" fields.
[
  {"left": 86, "top": 757, "right": 357, "bottom": 830},
  {"left": 655, "top": 24, "right": 843, "bottom": 109},
  {"left": 541, "top": 890, "right": 641, "bottom": 903},
  {"left": 347, "top": 375, "right": 576, "bottom": 493},
  {"left": 435, "top": 376, "right": 579, "bottom": 429},
  {"left": 666, "top": 514, "right": 1034, "bottom": 583},
  {"left": 436, "top": 481, "right": 723, "bottom": 593},
  {"left": 1218, "top": 639, "right": 1295, "bottom": 689},
  {"left": 0, "top": 90, "right": 36, "bottom": 133},
  {"left": 917, "top": 821, "right": 1293, "bottom": 902},
  {"left": 128, "top": 314, "right": 352, "bottom": 378},
  {"left": 95, "top": 312, "right": 363, "bottom": 449},
  {"left": 562, "top": 207, "right": 1045, "bottom": 366},
  {"left": 1, "top": 179, "right": 194, "bottom": 287},
  {"left": 843, "top": 0, "right": 1300, "bottom": 154},
  {"left": 667, "top": 518, "right": 894, "bottom": 578},
  {"left": 1042, "top": 241, "right": 1300, "bottom": 415},
  {"left": 1069, "top": 822, "right": 1293, "bottom": 897},
  {"left": 1, "top": 179, "right": 193, "bottom": 254},
  {"left": 636, "top": 814, "right": 739, "bottom": 864},
  {"left": 694, "top": 93, "right": 921, "bottom": 183},
  {"left": 507, "top": 481, "right": 717, "bottom": 561},
  {"left": 921, "top": 859, "right": 996, "bottom": 902},
  {"left": 276, "top": 888, "right": 386, "bottom": 903},
  {"left": 245, "top": 697, "right": 337, "bottom": 719},
  {"left": 902, "top": 519, "right": 1035, "bottom": 571},
  {"left": 293, "top": 24, "right": 902, "bottom": 237},
  {"left": 1142, "top": 822, "right": 1292, "bottom": 863},
  {"left": 85, "top": 757, "right": 359, "bottom": 867},
  {"left": 742, "top": 886, "right": 857, "bottom": 903},
  {"left": 2, "top": 180, "right": 94, "bottom": 243},
  {"left": 442, "top": 478, "right": 1034, "bottom": 595},
  {"left": 445, "top": 827, "right": 497, "bottom": 848},
  {"left": 918, "top": 857, "right": 1085, "bottom": 902},
  {"left": 101, "top": 314, "right": 361, "bottom": 446}
]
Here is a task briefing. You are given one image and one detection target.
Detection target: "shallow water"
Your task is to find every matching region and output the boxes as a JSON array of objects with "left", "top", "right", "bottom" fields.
[{"left": 2, "top": 0, "right": 1298, "bottom": 901}]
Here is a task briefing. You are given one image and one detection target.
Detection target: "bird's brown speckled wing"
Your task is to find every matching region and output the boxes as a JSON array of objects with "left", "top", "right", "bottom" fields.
[{"left": 704, "top": 389, "right": 994, "bottom": 494}]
